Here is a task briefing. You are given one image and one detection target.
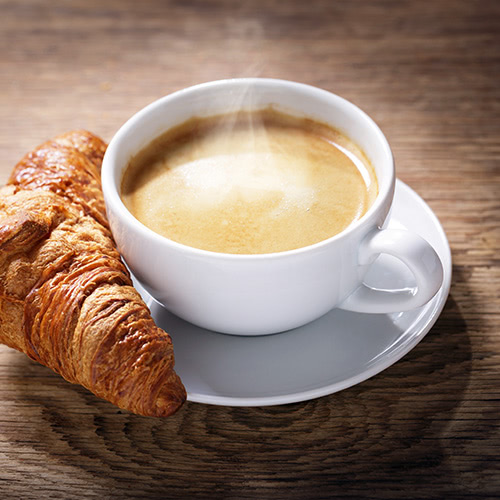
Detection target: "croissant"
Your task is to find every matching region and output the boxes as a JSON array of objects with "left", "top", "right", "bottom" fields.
[{"left": 0, "top": 131, "right": 186, "bottom": 417}]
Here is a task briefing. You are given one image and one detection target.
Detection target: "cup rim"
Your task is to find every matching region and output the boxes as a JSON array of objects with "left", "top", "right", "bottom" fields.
[{"left": 102, "top": 78, "right": 395, "bottom": 261}]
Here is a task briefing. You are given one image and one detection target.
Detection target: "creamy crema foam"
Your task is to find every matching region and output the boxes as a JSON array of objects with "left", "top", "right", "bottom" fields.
[{"left": 121, "top": 108, "right": 378, "bottom": 254}]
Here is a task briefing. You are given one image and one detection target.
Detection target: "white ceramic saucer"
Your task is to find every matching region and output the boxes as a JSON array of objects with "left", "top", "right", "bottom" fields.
[{"left": 132, "top": 180, "right": 452, "bottom": 406}]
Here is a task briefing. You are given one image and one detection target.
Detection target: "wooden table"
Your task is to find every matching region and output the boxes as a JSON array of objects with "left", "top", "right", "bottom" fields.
[{"left": 1, "top": 0, "right": 499, "bottom": 498}]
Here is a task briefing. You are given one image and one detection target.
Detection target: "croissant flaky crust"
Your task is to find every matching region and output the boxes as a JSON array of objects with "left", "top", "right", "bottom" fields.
[{"left": 0, "top": 131, "right": 186, "bottom": 417}]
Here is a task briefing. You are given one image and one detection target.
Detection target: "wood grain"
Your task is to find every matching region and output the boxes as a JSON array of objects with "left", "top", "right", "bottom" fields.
[{"left": 1, "top": 0, "right": 499, "bottom": 498}]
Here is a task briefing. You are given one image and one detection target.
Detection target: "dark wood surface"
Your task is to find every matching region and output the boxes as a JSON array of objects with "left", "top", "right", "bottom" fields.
[{"left": 1, "top": 0, "right": 499, "bottom": 498}]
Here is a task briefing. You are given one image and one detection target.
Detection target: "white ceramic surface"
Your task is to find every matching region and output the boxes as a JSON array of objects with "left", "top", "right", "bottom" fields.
[
  {"left": 132, "top": 180, "right": 452, "bottom": 406},
  {"left": 103, "top": 79, "right": 443, "bottom": 335}
]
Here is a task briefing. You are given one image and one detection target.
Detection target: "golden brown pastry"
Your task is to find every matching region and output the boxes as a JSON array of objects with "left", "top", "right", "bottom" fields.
[
  {"left": 52, "top": 129, "right": 108, "bottom": 169},
  {"left": 0, "top": 132, "right": 186, "bottom": 417},
  {"left": 9, "top": 131, "right": 109, "bottom": 228}
]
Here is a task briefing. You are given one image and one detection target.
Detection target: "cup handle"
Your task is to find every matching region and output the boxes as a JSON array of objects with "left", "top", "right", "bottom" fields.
[{"left": 339, "top": 228, "right": 444, "bottom": 313}]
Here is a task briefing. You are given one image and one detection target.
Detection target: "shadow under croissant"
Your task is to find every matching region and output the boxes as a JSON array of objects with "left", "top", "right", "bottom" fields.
[{"left": 0, "top": 290, "right": 474, "bottom": 499}]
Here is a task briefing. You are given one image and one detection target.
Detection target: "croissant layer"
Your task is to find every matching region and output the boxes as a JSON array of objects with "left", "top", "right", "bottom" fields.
[{"left": 0, "top": 132, "right": 186, "bottom": 417}]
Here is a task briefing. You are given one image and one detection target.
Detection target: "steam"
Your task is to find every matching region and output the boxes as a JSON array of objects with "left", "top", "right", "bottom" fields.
[{"left": 180, "top": 103, "right": 317, "bottom": 217}]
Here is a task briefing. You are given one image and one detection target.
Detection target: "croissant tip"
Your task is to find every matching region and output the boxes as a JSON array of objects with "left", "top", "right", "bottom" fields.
[
  {"left": 150, "top": 379, "right": 188, "bottom": 418},
  {"left": 159, "top": 400, "right": 186, "bottom": 418},
  {"left": 156, "top": 387, "right": 188, "bottom": 418}
]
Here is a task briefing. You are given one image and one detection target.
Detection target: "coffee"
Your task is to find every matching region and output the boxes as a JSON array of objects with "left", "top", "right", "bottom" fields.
[{"left": 121, "top": 108, "right": 378, "bottom": 254}]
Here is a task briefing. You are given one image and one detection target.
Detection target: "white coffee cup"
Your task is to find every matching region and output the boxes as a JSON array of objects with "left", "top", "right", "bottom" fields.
[{"left": 102, "top": 78, "right": 443, "bottom": 335}]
